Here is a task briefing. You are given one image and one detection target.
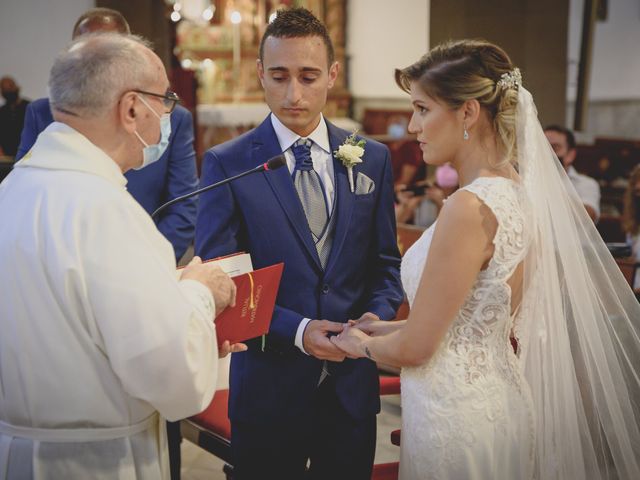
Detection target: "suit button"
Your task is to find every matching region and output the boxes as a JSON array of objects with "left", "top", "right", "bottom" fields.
[{"left": 321, "top": 284, "right": 330, "bottom": 294}]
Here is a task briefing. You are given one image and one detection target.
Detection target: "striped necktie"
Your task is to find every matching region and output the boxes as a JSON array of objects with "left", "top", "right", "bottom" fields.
[{"left": 291, "top": 138, "right": 330, "bottom": 244}]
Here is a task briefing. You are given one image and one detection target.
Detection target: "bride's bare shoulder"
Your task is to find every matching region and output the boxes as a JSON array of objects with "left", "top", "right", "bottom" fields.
[{"left": 434, "top": 189, "right": 498, "bottom": 244}]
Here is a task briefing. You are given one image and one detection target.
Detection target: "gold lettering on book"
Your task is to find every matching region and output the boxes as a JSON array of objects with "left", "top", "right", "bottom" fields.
[
  {"left": 240, "top": 296, "right": 250, "bottom": 318},
  {"left": 249, "top": 285, "right": 263, "bottom": 324}
]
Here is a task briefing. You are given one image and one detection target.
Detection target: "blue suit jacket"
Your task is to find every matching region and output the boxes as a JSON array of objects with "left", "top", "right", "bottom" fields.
[
  {"left": 17, "top": 98, "right": 198, "bottom": 261},
  {"left": 195, "top": 117, "right": 403, "bottom": 424}
]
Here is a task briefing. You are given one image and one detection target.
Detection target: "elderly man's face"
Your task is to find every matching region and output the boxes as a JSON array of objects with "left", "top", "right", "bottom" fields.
[{"left": 128, "top": 49, "right": 171, "bottom": 167}]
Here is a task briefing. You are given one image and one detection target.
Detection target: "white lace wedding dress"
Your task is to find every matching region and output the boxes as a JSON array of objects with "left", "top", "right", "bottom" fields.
[{"left": 399, "top": 176, "right": 535, "bottom": 480}]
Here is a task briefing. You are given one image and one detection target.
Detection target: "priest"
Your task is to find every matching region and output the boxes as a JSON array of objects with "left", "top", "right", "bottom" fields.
[{"left": 0, "top": 33, "right": 240, "bottom": 479}]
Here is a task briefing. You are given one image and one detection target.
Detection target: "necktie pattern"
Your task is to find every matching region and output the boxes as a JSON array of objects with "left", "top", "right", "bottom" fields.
[
  {"left": 291, "top": 139, "right": 329, "bottom": 243},
  {"left": 292, "top": 138, "right": 333, "bottom": 384}
]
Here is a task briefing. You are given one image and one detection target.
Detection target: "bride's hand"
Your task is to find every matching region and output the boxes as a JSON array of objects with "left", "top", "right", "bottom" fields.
[
  {"left": 352, "top": 319, "right": 389, "bottom": 336},
  {"left": 330, "top": 324, "right": 371, "bottom": 359},
  {"left": 351, "top": 312, "right": 396, "bottom": 337}
]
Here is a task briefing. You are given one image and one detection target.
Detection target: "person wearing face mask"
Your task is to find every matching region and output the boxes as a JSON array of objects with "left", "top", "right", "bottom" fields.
[
  {"left": 622, "top": 164, "right": 640, "bottom": 290},
  {"left": 0, "top": 34, "right": 245, "bottom": 480},
  {"left": 16, "top": 8, "right": 199, "bottom": 266},
  {"left": 0, "top": 76, "right": 30, "bottom": 157}
]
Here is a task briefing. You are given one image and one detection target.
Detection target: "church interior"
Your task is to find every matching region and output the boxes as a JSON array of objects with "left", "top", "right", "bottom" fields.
[{"left": 1, "top": 1, "right": 638, "bottom": 479}]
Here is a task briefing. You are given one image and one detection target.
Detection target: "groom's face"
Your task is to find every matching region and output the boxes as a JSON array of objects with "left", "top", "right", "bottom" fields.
[{"left": 258, "top": 35, "right": 339, "bottom": 137}]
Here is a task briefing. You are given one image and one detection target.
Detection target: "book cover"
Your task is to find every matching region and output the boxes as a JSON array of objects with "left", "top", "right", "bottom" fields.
[
  {"left": 215, "top": 262, "right": 284, "bottom": 346},
  {"left": 178, "top": 254, "right": 283, "bottom": 346}
]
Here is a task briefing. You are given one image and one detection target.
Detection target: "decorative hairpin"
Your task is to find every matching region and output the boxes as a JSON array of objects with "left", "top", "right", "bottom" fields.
[{"left": 496, "top": 67, "right": 522, "bottom": 91}]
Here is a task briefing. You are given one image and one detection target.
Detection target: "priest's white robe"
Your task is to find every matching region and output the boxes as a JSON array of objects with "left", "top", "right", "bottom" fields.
[{"left": 0, "top": 123, "right": 219, "bottom": 479}]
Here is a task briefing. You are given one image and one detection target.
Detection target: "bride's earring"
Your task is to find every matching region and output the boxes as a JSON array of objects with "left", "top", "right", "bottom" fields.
[{"left": 463, "top": 123, "right": 469, "bottom": 141}]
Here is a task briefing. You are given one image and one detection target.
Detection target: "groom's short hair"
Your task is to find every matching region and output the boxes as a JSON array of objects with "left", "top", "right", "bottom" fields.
[{"left": 259, "top": 7, "right": 335, "bottom": 67}]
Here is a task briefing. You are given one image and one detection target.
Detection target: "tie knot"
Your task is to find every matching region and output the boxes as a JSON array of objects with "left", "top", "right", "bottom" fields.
[{"left": 292, "top": 138, "right": 313, "bottom": 171}]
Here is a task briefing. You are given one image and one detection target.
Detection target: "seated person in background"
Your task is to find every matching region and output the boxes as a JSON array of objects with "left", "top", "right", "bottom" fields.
[
  {"left": 0, "top": 76, "right": 30, "bottom": 157},
  {"left": 16, "top": 7, "right": 198, "bottom": 263},
  {"left": 622, "top": 164, "right": 640, "bottom": 288},
  {"left": 544, "top": 124, "right": 600, "bottom": 222},
  {"left": 0, "top": 33, "right": 242, "bottom": 479},
  {"left": 390, "top": 138, "right": 424, "bottom": 189},
  {"left": 395, "top": 188, "right": 423, "bottom": 223},
  {"left": 394, "top": 163, "right": 459, "bottom": 227},
  {"left": 413, "top": 162, "right": 459, "bottom": 228}
]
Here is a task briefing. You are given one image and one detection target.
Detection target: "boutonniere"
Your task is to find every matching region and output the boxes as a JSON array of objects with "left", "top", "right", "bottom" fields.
[{"left": 334, "top": 131, "right": 366, "bottom": 193}]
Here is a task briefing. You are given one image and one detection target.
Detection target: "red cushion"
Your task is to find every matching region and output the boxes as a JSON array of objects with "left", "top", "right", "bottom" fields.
[
  {"left": 190, "top": 389, "right": 231, "bottom": 440},
  {"left": 390, "top": 429, "right": 401, "bottom": 446},
  {"left": 379, "top": 376, "right": 401, "bottom": 396},
  {"left": 371, "top": 462, "right": 399, "bottom": 480}
]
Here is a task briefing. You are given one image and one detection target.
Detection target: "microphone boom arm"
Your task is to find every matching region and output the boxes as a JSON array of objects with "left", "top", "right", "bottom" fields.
[{"left": 151, "top": 155, "right": 285, "bottom": 219}]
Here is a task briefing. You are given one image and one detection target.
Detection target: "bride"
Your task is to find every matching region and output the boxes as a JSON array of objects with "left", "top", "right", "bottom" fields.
[{"left": 332, "top": 39, "right": 640, "bottom": 479}]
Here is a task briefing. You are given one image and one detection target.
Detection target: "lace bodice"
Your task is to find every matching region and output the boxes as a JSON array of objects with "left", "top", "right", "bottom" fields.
[
  {"left": 401, "top": 176, "right": 529, "bottom": 373},
  {"left": 399, "top": 176, "right": 535, "bottom": 479}
]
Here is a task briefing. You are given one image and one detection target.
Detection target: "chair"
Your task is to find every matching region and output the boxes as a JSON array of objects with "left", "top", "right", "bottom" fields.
[
  {"left": 181, "top": 389, "right": 234, "bottom": 478},
  {"left": 596, "top": 214, "right": 626, "bottom": 243},
  {"left": 182, "top": 375, "right": 402, "bottom": 480},
  {"left": 396, "top": 223, "right": 426, "bottom": 257},
  {"left": 615, "top": 257, "right": 638, "bottom": 289}
]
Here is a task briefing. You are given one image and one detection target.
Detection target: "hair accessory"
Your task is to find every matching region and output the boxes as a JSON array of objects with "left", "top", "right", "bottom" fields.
[{"left": 496, "top": 67, "right": 522, "bottom": 91}]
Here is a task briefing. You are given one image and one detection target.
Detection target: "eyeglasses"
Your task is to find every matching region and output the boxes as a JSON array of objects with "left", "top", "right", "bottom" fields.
[{"left": 133, "top": 89, "right": 180, "bottom": 113}]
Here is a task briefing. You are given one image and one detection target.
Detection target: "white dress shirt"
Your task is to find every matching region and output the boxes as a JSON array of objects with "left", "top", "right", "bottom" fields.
[
  {"left": 567, "top": 166, "right": 601, "bottom": 219},
  {"left": 270, "top": 113, "right": 334, "bottom": 354}
]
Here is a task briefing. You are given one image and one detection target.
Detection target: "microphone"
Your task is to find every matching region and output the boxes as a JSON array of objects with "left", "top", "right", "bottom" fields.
[{"left": 151, "top": 154, "right": 287, "bottom": 219}]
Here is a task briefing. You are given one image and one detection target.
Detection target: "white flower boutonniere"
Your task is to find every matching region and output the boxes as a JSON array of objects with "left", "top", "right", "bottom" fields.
[{"left": 334, "top": 132, "right": 366, "bottom": 193}]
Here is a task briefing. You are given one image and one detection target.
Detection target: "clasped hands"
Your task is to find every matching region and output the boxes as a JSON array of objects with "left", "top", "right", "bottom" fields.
[{"left": 303, "top": 313, "right": 388, "bottom": 361}]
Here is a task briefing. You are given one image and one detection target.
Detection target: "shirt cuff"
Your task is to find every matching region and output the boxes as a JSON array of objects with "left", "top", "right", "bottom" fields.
[
  {"left": 294, "top": 318, "right": 313, "bottom": 355},
  {"left": 178, "top": 279, "right": 216, "bottom": 320}
]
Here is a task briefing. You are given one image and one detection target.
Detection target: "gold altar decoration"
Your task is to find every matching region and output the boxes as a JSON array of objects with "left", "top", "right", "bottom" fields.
[{"left": 174, "top": 0, "right": 350, "bottom": 117}]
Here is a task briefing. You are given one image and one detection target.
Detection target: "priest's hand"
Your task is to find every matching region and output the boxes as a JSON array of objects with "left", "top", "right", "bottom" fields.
[
  {"left": 303, "top": 320, "right": 347, "bottom": 362},
  {"left": 218, "top": 340, "right": 248, "bottom": 358},
  {"left": 181, "top": 256, "right": 237, "bottom": 314}
]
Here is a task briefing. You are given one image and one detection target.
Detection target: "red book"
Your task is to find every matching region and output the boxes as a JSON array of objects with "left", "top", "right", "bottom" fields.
[
  {"left": 178, "top": 254, "right": 283, "bottom": 347},
  {"left": 215, "top": 262, "right": 283, "bottom": 346}
]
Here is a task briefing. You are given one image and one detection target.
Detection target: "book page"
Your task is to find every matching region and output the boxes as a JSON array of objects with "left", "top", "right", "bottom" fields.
[
  {"left": 176, "top": 253, "right": 253, "bottom": 279},
  {"left": 207, "top": 253, "right": 253, "bottom": 278}
]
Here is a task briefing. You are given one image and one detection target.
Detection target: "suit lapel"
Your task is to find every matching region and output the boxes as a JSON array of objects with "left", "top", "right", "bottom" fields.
[
  {"left": 256, "top": 118, "right": 323, "bottom": 271},
  {"left": 324, "top": 122, "right": 355, "bottom": 275}
]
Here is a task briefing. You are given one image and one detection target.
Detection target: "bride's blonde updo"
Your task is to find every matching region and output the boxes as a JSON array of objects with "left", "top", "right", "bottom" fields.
[{"left": 395, "top": 39, "right": 520, "bottom": 166}]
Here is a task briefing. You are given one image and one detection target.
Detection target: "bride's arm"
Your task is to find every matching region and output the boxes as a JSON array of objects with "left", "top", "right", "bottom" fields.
[{"left": 333, "top": 191, "right": 497, "bottom": 367}]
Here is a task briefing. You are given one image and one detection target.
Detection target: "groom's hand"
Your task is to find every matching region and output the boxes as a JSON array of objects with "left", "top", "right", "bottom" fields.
[{"left": 303, "top": 320, "right": 347, "bottom": 362}]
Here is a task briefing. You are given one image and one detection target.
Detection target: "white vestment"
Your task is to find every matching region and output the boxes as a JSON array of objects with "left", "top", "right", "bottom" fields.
[{"left": 0, "top": 123, "right": 219, "bottom": 479}]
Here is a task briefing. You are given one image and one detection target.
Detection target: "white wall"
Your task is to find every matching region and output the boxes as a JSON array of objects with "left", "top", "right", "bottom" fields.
[
  {"left": 568, "top": 0, "right": 640, "bottom": 101},
  {"left": 0, "top": 0, "right": 93, "bottom": 102},
  {"left": 347, "top": 0, "right": 429, "bottom": 99}
]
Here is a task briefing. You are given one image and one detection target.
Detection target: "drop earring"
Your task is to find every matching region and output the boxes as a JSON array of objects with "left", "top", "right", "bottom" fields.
[{"left": 463, "top": 123, "right": 469, "bottom": 141}]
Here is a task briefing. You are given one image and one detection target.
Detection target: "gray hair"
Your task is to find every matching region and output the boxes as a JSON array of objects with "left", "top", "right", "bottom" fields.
[{"left": 49, "top": 33, "right": 155, "bottom": 118}]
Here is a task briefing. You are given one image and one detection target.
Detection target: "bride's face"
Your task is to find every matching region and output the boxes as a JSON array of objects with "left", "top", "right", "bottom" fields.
[{"left": 407, "top": 81, "right": 463, "bottom": 166}]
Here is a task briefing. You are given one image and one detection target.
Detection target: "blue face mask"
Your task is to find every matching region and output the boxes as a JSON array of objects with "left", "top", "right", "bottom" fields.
[{"left": 133, "top": 94, "right": 171, "bottom": 170}]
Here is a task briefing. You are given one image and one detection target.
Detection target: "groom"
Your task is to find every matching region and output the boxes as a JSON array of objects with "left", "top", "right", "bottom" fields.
[{"left": 195, "top": 8, "right": 403, "bottom": 479}]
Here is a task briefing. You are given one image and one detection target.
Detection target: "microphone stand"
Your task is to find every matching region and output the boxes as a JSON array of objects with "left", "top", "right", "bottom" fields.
[{"left": 151, "top": 156, "right": 285, "bottom": 219}]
